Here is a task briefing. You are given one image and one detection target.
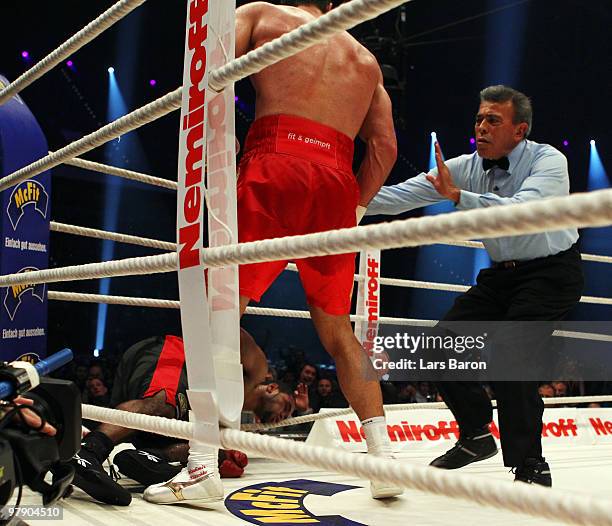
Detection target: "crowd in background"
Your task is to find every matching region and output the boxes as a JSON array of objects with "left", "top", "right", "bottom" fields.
[{"left": 55, "top": 341, "right": 611, "bottom": 418}]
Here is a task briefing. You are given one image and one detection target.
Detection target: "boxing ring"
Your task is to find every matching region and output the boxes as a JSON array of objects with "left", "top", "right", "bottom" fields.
[{"left": 2, "top": 0, "right": 612, "bottom": 524}]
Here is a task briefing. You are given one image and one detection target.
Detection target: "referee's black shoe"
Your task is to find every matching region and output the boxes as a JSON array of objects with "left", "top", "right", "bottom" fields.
[
  {"left": 71, "top": 448, "right": 132, "bottom": 506},
  {"left": 513, "top": 458, "right": 552, "bottom": 487},
  {"left": 430, "top": 428, "right": 497, "bottom": 469}
]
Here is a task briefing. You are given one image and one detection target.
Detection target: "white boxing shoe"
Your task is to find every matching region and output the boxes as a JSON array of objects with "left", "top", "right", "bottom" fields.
[
  {"left": 143, "top": 466, "right": 223, "bottom": 505},
  {"left": 370, "top": 479, "right": 403, "bottom": 499},
  {"left": 368, "top": 453, "right": 403, "bottom": 499}
]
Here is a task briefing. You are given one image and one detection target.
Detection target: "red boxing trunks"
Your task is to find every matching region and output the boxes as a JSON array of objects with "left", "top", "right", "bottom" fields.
[{"left": 238, "top": 114, "right": 358, "bottom": 315}]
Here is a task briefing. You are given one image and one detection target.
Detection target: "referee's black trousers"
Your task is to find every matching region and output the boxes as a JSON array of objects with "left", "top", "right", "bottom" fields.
[{"left": 436, "top": 246, "right": 584, "bottom": 467}]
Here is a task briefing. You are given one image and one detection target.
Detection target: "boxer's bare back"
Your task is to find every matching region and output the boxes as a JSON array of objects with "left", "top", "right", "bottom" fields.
[
  {"left": 236, "top": 1, "right": 396, "bottom": 205},
  {"left": 236, "top": 2, "right": 381, "bottom": 139}
]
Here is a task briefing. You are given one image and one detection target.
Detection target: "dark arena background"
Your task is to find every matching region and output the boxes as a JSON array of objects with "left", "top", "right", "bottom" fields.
[{"left": 0, "top": 0, "right": 609, "bottom": 374}]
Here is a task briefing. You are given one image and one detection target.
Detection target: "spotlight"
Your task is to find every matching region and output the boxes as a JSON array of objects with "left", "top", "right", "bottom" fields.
[
  {"left": 107, "top": 67, "right": 114, "bottom": 74},
  {"left": 469, "top": 137, "right": 476, "bottom": 145},
  {"left": 234, "top": 95, "right": 239, "bottom": 102},
  {"left": 21, "top": 51, "right": 29, "bottom": 59},
  {"left": 149, "top": 79, "right": 156, "bottom": 86},
  {"left": 428, "top": 131, "right": 442, "bottom": 170},
  {"left": 587, "top": 136, "right": 607, "bottom": 191},
  {"left": 93, "top": 349, "right": 100, "bottom": 358},
  {"left": 563, "top": 140, "right": 569, "bottom": 147},
  {"left": 66, "top": 60, "right": 73, "bottom": 67}
]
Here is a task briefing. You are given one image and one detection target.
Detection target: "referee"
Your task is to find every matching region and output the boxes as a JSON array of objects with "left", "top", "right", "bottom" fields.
[{"left": 365, "top": 85, "right": 584, "bottom": 486}]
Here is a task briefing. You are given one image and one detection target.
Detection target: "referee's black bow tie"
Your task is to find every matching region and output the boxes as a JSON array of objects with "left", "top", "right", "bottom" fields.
[{"left": 483, "top": 157, "right": 509, "bottom": 171}]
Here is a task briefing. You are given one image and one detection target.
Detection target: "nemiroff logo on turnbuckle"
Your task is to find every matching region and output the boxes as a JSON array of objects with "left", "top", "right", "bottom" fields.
[
  {"left": 354, "top": 250, "right": 381, "bottom": 359},
  {"left": 176, "top": 0, "right": 217, "bottom": 395},
  {"left": 178, "top": 0, "right": 209, "bottom": 269}
]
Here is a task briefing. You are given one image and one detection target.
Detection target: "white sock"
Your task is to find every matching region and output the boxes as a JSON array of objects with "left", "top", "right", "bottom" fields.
[
  {"left": 180, "top": 441, "right": 218, "bottom": 481},
  {"left": 172, "top": 412, "right": 219, "bottom": 482},
  {"left": 362, "top": 416, "right": 393, "bottom": 457}
]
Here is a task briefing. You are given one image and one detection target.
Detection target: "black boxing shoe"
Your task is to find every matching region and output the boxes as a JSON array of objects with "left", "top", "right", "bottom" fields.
[
  {"left": 71, "top": 447, "right": 132, "bottom": 506},
  {"left": 114, "top": 449, "right": 182, "bottom": 487},
  {"left": 430, "top": 428, "right": 497, "bottom": 469},
  {"left": 513, "top": 458, "right": 552, "bottom": 487}
]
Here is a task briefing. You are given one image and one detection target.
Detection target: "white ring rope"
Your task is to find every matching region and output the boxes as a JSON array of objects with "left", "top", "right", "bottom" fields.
[
  {"left": 443, "top": 240, "right": 484, "bottom": 249},
  {"left": 377, "top": 278, "right": 612, "bottom": 306},
  {"left": 45, "top": 290, "right": 432, "bottom": 325},
  {"left": 48, "top": 224, "right": 612, "bottom": 304},
  {"left": 246, "top": 306, "right": 422, "bottom": 326},
  {"left": 64, "top": 157, "right": 177, "bottom": 190},
  {"left": 47, "top": 291, "right": 179, "bottom": 310},
  {"left": 288, "top": 263, "right": 612, "bottom": 305},
  {"left": 242, "top": 395, "right": 612, "bottom": 432},
  {"left": 0, "top": 0, "right": 147, "bottom": 105},
  {"left": 3, "top": 188, "right": 612, "bottom": 287},
  {"left": 209, "top": 0, "right": 415, "bottom": 91},
  {"left": 50, "top": 222, "right": 176, "bottom": 251},
  {"left": 555, "top": 330, "right": 612, "bottom": 342},
  {"left": 0, "top": 252, "right": 177, "bottom": 287},
  {"left": 376, "top": 278, "right": 612, "bottom": 306},
  {"left": 43, "top": 291, "right": 421, "bottom": 324},
  {"left": 0, "top": 87, "right": 182, "bottom": 192},
  {"left": 579, "top": 295, "right": 612, "bottom": 306},
  {"left": 50, "top": 224, "right": 612, "bottom": 304},
  {"left": 579, "top": 253, "right": 612, "bottom": 264},
  {"left": 45, "top": 291, "right": 612, "bottom": 344},
  {"left": 380, "top": 277, "right": 468, "bottom": 292},
  {"left": 81, "top": 404, "right": 612, "bottom": 526}
]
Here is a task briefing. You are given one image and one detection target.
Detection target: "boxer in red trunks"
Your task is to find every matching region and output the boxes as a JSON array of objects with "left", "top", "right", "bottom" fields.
[
  {"left": 236, "top": 0, "right": 400, "bottom": 498},
  {"left": 238, "top": 113, "right": 358, "bottom": 314}
]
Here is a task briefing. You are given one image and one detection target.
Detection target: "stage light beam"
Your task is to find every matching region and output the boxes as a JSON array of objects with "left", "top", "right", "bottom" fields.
[
  {"left": 95, "top": 68, "right": 129, "bottom": 353},
  {"left": 588, "top": 138, "right": 608, "bottom": 191}
]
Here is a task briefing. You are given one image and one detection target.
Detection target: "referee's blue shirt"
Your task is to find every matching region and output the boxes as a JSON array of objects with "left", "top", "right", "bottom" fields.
[{"left": 366, "top": 139, "right": 579, "bottom": 262}]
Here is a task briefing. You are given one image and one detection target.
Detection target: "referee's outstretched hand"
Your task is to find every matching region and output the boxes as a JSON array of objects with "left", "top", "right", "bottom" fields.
[{"left": 426, "top": 141, "right": 460, "bottom": 204}]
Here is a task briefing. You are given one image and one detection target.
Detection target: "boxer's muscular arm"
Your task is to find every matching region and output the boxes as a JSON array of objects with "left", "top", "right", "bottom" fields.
[
  {"left": 240, "top": 329, "right": 267, "bottom": 396},
  {"left": 356, "top": 69, "right": 397, "bottom": 212},
  {"left": 236, "top": 2, "right": 264, "bottom": 57}
]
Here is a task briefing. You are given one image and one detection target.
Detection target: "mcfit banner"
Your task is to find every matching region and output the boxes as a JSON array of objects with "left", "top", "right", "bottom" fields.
[{"left": 0, "top": 74, "right": 50, "bottom": 361}]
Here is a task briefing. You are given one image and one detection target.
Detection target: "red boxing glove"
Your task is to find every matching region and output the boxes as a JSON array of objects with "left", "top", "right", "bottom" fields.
[{"left": 219, "top": 449, "right": 249, "bottom": 478}]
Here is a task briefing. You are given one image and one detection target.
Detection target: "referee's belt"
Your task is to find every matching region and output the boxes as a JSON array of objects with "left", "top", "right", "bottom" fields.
[
  {"left": 491, "top": 244, "right": 579, "bottom": 270},
  {"left": 492, "top": 260, "right": 522, "bottom": 269}
]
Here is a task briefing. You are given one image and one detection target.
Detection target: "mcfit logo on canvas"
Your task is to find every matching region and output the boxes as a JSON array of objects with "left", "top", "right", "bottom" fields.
[{"left": 225, "top": 479, "right": 366, "bottom": 525}]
